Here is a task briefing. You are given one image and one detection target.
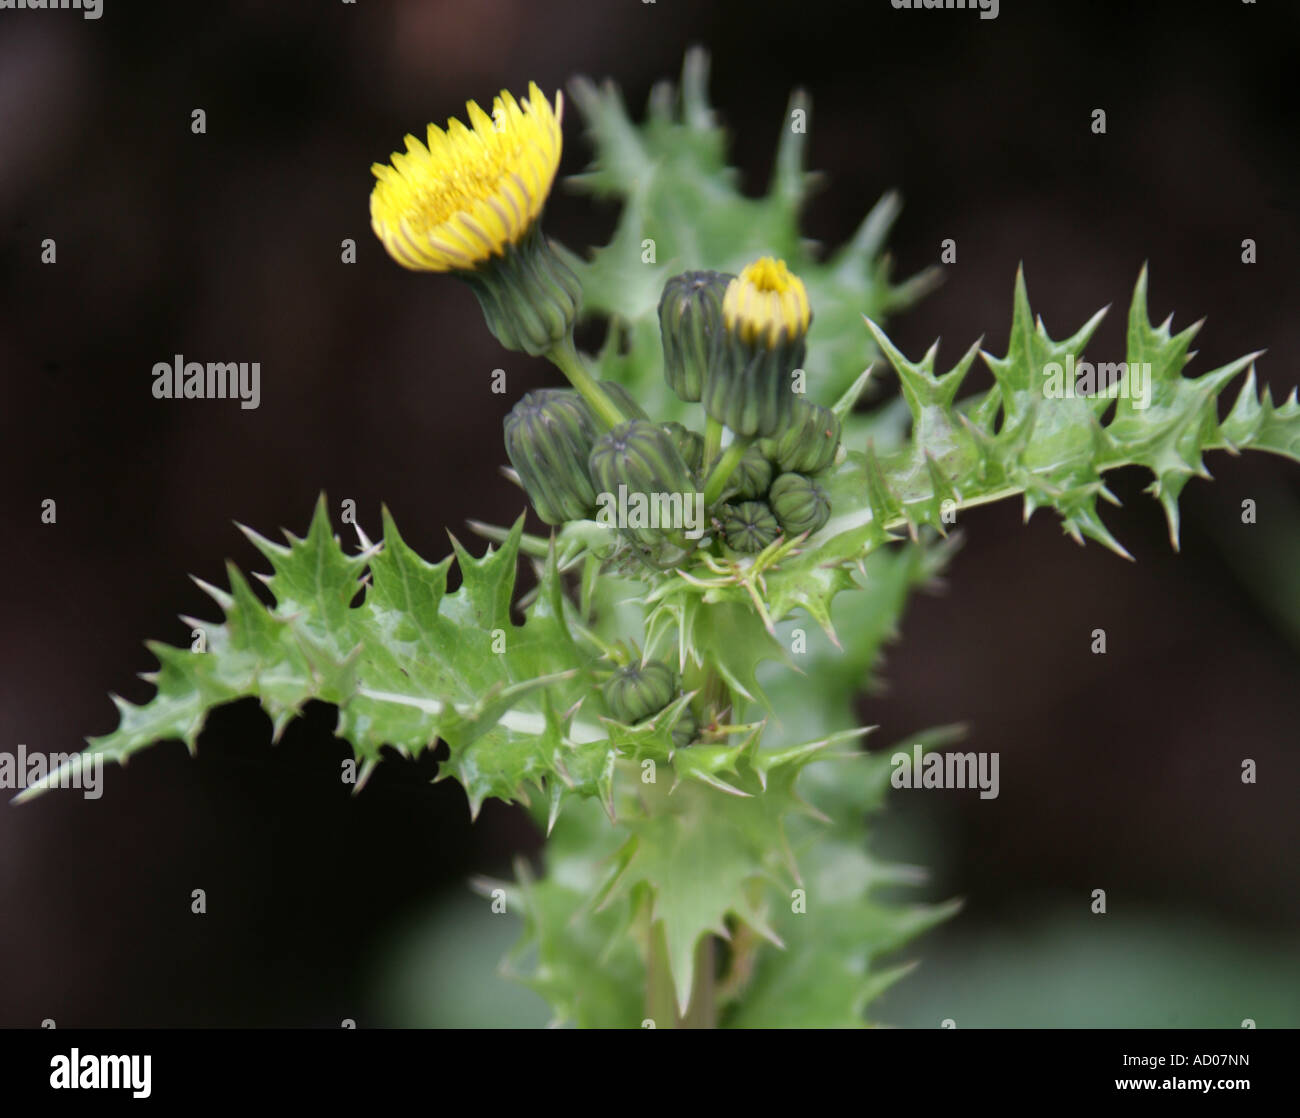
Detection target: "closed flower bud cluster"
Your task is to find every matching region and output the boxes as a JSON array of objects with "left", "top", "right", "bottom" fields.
[
  {"left": 712, "top": 399, "right": 839, "bottom": 550},
  {"left": 495, "top": 254, "right": 839, "bottom": 565}
]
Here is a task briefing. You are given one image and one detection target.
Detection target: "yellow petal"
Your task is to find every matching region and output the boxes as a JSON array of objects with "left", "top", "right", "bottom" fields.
[{"left": 369, "top": 83, "right": 564, "bottom": 272}]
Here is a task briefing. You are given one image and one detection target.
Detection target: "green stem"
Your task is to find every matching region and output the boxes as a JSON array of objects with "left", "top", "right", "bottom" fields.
[
  {"left": 681, "top": 937, "right": 717, "bottom": 1028},
  {"left": 714, "top": 921, "right": 759, "bottom": 1005},
  {"left": 548, "top": 336, "right": 626, "bottom": 430},
  {"left": 702, "top": 436, "right": 753, "bottom": 506},
  {"left": 645, "top": 920, "right": 679, "bottom": 1028},
  {"left": 702, "top": 415, "right": 724, "bottom": 467}
]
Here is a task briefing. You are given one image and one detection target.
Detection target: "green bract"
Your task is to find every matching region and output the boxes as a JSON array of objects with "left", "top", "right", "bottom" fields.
[
  {"left": 461, "top": 226, "right": 582, "bottom": 357},
  {"left": 703, "top": 328, "right": 806, "bottom": 438}
]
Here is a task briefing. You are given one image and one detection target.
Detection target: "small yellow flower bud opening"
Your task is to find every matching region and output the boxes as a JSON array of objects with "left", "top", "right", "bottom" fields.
[{"left": 722, "top": 257, "right": 812, "bottom": 348}]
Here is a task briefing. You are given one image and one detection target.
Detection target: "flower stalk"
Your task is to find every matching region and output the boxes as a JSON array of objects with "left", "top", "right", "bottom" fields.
[
  {"left": 702, "top": 415, "right": 724, "bottom": 471},
  {"left": 547, "top": 336, "right": 629, "bottom": 430},
  {"left": 702, "top": 435, "right": 754, "bottom": 507}
]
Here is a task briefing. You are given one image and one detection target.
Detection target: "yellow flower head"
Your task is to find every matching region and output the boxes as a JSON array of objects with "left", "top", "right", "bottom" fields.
[
  {"left": 722, "top": 257, "right": 812, "bottom": 348},
  {"left": 370, "top": 82, "right": 563, "bottom": 273}
]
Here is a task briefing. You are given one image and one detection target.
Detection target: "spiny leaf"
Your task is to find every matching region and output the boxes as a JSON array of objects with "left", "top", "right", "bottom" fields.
[
  {"left": 494, "top": 854, "right": 643, "bottom": 1028},
  {"left": 55, "top": 502, "right": 617, "bottom": 820},
  {"left": 810, "top": 268, "right": 1300, "bottom": 568}
]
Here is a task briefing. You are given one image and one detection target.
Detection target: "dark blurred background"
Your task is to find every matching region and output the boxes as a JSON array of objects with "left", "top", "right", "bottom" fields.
[{"left": 2, "top": 0, "right": 1297, "bottom": 1027}]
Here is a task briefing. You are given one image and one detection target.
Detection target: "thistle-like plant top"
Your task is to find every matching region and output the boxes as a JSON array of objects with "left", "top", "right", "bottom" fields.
[{"left": 33, "top": 49, "right": 1300, "bottom": 1028}]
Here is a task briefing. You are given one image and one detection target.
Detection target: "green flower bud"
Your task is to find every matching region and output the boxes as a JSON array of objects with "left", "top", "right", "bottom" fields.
[
  {"left": 662, "top": 422, "right": 705, "bottom": 472},
  {"left": 773, "top": 400, "right": 840, "bottom": 474},
  {"left": 503, "top": 388, "right": 598, "bottom": 525},
  {"left": 603, "top": 660, "right": 677, "bottom": 724},
  {"left": 769, "top": 472, "right": 831, "bottom": 536},
  {"left": 720, "top": 500, "right": 780, "bottom": 553},
  {"left": 588, "top": 420, "right": 702, "bottom": 566},
  {"left": 600, "top": 380, "right": 648, "bottom": 421},
  {"left": 659, "top": 270, "right": 733, "bottom": 403},
  {"left": 672, "top": 705, "right": 698, "bottom": 749}
]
